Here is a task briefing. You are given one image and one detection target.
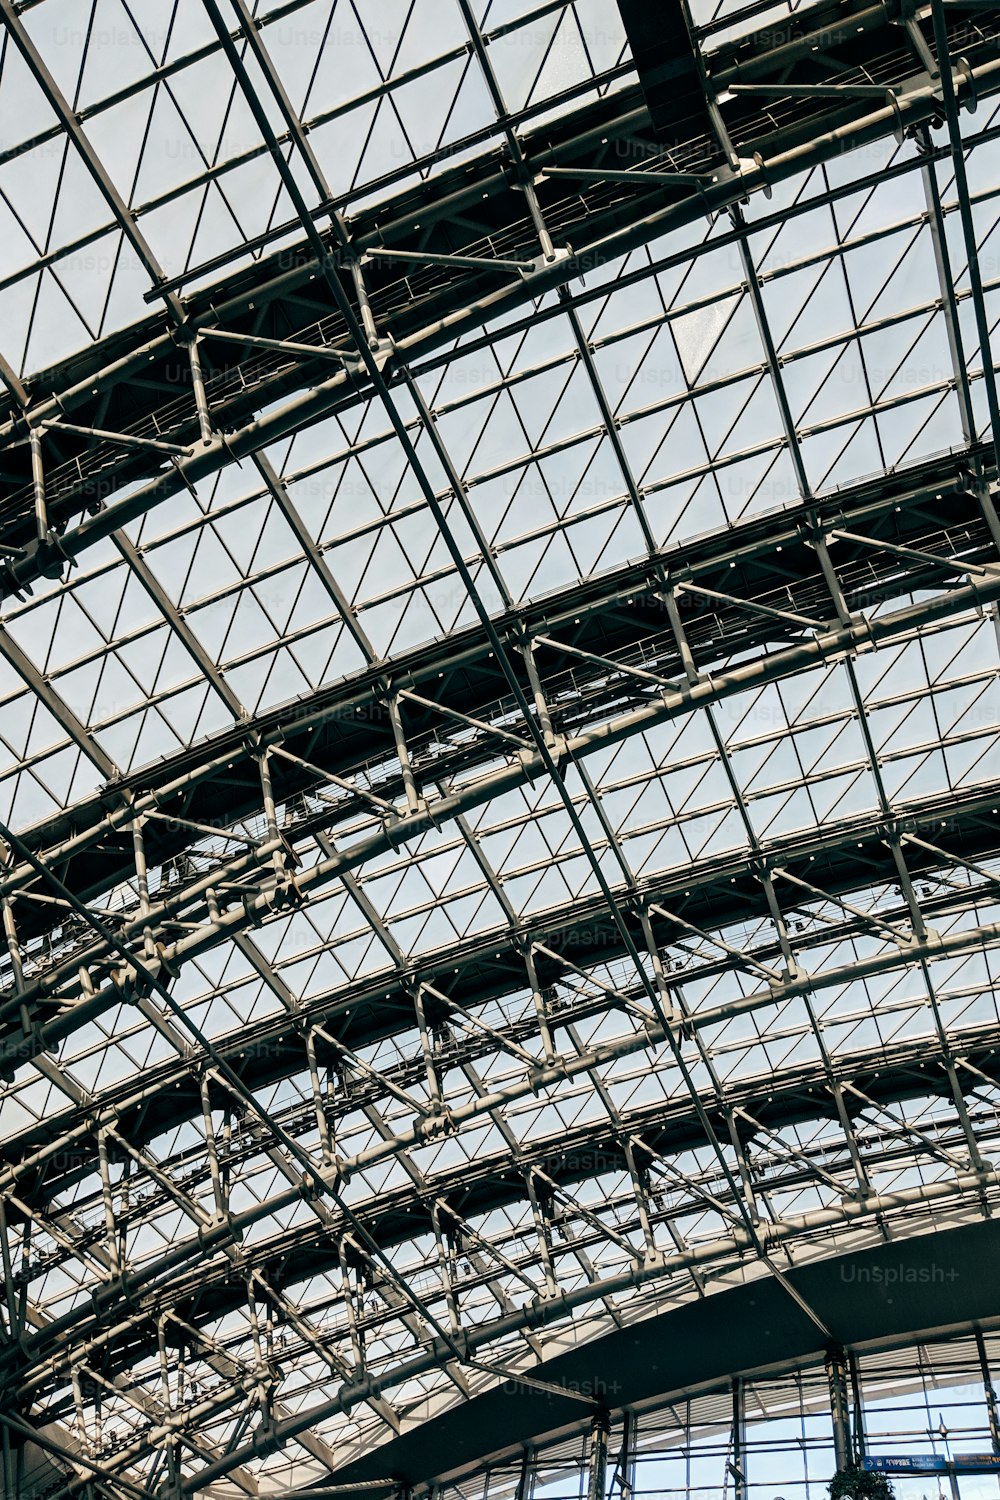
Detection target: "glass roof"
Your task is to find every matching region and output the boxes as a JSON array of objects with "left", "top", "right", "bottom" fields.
[
  {"left": 0, "top": 0, "right": 633, "bottom": 374},
  {"left": 0, "top": 0, "right": 999, "bottom": 1497}
]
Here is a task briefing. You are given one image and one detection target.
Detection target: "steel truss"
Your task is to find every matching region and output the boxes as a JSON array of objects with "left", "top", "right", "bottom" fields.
[
  {"left": 1, "top": 0, "right": 1000, "bottom": 1498},
  {"left": 0, "top": 0, "right": 997, "bottom": 585}
]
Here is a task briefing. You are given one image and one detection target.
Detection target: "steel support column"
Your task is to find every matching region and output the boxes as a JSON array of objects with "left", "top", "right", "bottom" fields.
[
  {"left": 587, "top": 1410, "right": 611, "bottom": 1500},
  {"left": 825, "top": 1345, "right": 853, "bottom": 1472}
]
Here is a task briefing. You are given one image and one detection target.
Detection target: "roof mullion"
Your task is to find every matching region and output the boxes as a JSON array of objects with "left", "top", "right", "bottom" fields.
[
  {"left": 929, "top": 0, "right": 1000, "bottom": 473},
  {"left": 0, "top": 0, "right": 183, "bottom": 324},
  {"left": 110, "top": 534, "right": 244, "bottom": 721},
  {"left": 561, "top": 1016, "right": 664, "bottom": 1262},
  {"left": 249, "top": 452, "right": 377, "bottom": 664},
  {"left": 0, "top": 625, "right": 118, "bottom": 781},
  {"left": 556, "top": 287, "right": 657, "bottom": 553}
]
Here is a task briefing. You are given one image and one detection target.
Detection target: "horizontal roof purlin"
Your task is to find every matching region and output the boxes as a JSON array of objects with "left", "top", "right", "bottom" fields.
[{"left": 0, "top": 1, "right": 999, "bottom": 1495}]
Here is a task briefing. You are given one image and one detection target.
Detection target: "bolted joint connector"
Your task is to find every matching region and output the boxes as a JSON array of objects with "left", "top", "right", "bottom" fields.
[
  {"left": 590, "top": 1407, "right": 612, "bottom": 1438},
  {"left": 267, "top": 872, "right": 304, "bottom": 911},
  {"left": 28, "top": 528, "right": 75, "bottom": 583},
  {"left": 197, "top": 1217, "right": 236, "bottom": 1254},
  {"left": 415, "top": 1104, "right": 456, "bottom": 1140},
  {"left": 250, "top": 1413, "right": 285, "bottom": 1456},
  {"left": 0, "top": 556, "right": 32, "bottom": 605},
  {"left": 241, "top": 728, "right": 266, "bottom": 761},
  {"left": 299, "top": 1173, "right": 326, "bottom": 1204},
  {"left": 109, "top": 962, "right": 140, "bottom": 1003},
  {"left": 153, "top": 943, "right": 181, "bottom": 982}
]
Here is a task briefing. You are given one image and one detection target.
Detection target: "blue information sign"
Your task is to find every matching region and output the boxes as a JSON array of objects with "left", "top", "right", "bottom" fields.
[
  {"left": 864, "top": 1456, "right": 1000, "bottom": 1475},
  {"left": 864, "top": 1457, "right": 948, "bottom": 1474}
]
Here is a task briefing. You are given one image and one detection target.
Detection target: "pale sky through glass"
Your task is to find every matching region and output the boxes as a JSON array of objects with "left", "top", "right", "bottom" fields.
[{"left": 0, "top": 1, "right": 999, "bottom": 1496}]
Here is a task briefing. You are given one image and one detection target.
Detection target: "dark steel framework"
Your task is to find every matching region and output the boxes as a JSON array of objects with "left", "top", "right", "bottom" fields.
[
  {"left": 1, "top": 0, "right": 1000, "bottom": 1496},
  {"left": 404, "top": 1326, "right": 1000, "bottom": 1500}
]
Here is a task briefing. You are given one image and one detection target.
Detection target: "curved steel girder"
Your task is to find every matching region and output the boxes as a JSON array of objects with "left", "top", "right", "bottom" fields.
[
  {"left": 9, "top": 827, "right": 999, "bottom": 1478},
  {"left": 12, "top": 1155, "right": 1000, "bottom": 1494},
  {"left": 7, "top": 804, "right": 1000, "bottom": 1382},
  {"left": 43, "top": 1207, "right": 1000, "bottom": 1500},
  {"left": 0, "top": 0, "right": 909, "bottom": 408},
  {"left": 2, "top": 454, "right": 996, "bottom": 988},
  {"left": 22, "top": 1178, "right": 1000, "bottom": 1500},
  {"left": 3, "top": 557, "right": 997, "bottom": 1077},
  {"left": 0, "top": 12, "right": 996, "bottom": 590},
  {"left": 25, "top": 1198, "right": 1000, "bottom": 1500},
  {"left": 3, "top": 786, "right": 998, "bottom": 1206},
  {"left": 1, "top": 454, "right": 987, "bottom": 947},
  {"left": 1, "top": 5, "right": 1000, "bottom": 1494},
  {"left": 0, "top": 0, "right": 957, "bottom": 430},
  {"left": 9, "top": 909, "right": 1000, "bottom": 1318},
  {"left": 19, "top": 1010, "right": 1000, "bottom": 1401},
  {"left": 277, "top": 1218, "right": 1000, "bottom": 1500},
  {"left": 119, "top": 1178, "right": 1000, "bottom": 1497}
]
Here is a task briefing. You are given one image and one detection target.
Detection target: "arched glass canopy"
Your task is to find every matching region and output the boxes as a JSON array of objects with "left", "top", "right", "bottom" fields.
[{"left": 1, "top": 1, "right": 1000, "bottom": 1497}]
